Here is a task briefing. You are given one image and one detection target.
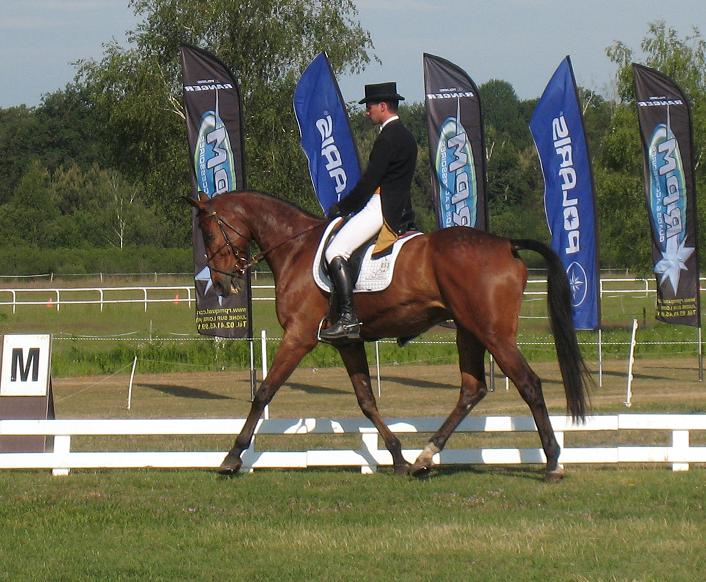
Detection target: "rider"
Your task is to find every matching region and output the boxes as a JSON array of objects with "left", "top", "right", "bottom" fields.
[{"left": 320, "top": 82, "right": 418, "bottom": 342}]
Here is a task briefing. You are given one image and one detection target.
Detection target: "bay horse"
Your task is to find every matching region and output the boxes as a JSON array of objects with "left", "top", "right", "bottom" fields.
[{"left": 188, "top": 190, "right": 591, "bottom": 480}]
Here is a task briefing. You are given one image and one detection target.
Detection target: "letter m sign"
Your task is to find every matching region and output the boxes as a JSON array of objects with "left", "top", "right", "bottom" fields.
[{"left": 0, "top": 335, "right": 52, "bottom": 396}]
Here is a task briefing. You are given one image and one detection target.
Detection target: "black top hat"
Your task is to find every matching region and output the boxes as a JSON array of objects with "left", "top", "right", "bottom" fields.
[{"left": 358, "top": 82, "right": 405, "bottom": 104}]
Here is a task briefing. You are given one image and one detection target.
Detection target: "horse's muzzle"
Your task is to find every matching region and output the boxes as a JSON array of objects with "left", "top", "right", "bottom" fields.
[{"left": 214, "top": 272, "right": 242, "bottom": 296}]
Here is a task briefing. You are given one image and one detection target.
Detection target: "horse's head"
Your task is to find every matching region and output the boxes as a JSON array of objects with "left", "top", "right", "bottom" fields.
[{"left": 186, "top": 193, "right": 252, "bottom": 297}]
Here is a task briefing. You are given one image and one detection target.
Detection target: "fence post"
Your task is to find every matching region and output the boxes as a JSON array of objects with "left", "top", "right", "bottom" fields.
[
  {"left": 52, "top": 435, "right": 71, "bottom": 477},
  {"left": 360, "top": 432, "right": 379, "bottom": 474},
  {"left": 672, "top": 430, "right": 689, "bottom": 472}
]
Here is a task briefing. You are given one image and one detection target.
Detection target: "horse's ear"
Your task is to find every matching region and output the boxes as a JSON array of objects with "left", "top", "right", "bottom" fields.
[{"left": 184, "top": 193, "right": 207, "bottom": 210}]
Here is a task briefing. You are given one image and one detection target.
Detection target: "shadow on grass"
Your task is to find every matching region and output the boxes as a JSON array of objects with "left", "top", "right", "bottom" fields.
[
  {"left": 601, "top": 369, "right": 679, "bottom": 381},
  {"left": 424, "top": 464, "right": 547, "bottom": 482},
  {"left": 139, "top": 383, "right": 233, "bottom": 400},
  {"left": 379, "top": 375, "right": 454, "bottom": 390},
  {"left": 283, "top": 383, "right": 349, "bottom": 395}
]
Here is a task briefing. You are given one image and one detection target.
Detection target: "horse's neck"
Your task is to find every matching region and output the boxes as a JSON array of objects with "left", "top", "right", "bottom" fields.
[{"left": 236, "top": 192, "right": 321, "bottom": 272}]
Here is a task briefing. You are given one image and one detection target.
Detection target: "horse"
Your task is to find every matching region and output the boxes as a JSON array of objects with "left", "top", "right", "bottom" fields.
[{"left": 187, "top": 190, "right": 592, "bottom": 480}]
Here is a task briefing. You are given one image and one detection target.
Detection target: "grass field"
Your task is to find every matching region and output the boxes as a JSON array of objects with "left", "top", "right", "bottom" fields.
[
  {"left": 1, "top": 468, "right": 704, "bottom": 581},
  {"left": 2, "top": 277, "right": 706, "bottom": 580},
  {"left": 1, "top": 274, "right": 705, "bottom": 377}
]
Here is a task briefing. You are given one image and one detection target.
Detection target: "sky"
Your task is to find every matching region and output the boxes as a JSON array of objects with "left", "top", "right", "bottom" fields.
[{"left": 1, "top": 0, "right": 705, "bottom": 108}]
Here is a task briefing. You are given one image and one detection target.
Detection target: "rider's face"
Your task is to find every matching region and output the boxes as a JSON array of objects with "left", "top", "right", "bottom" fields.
[{"left": 365, "top": 101, "right": 385, "bottom": 125}]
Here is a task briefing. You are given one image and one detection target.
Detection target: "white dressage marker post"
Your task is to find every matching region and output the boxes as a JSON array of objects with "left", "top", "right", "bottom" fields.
[{"left": 625, "top": 319, "right": 638, "bottom": 408}]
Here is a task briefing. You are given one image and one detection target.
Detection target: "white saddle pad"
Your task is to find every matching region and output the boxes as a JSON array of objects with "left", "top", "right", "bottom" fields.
[{"left": 313, "top": 218, "right": 423, "bottom": 293}]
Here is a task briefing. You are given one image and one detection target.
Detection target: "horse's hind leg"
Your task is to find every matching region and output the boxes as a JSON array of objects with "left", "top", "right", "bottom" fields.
[
  {"left": 491, "top": 344, "right": 564, "bottom": 481},
  {"left": 219, "top": 331, "right": 316, "bottom": 475},
  {"left": 338, "top": 342, "right": 410, "bottom": 474},
  {"left": 410, "top": 328, "right": 488, "bottom": 476}
]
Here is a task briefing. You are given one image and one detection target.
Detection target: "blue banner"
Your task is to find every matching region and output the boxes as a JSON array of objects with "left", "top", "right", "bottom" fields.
[
  {"left": 530, "top": 56, "right": 600, "bottom": 330},
  {"left": 294, "top": 52, "right": 360, "bottom": 213}
]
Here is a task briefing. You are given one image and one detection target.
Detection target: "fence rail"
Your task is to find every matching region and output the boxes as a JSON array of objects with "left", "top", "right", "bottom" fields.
[
  {"left": 0, "top": 285, "right": 275, "bottom": 313},
  {"left": 2, "top": 277, "right": 703, "bottom": 313},
  {"left": 1, "top": 414, "right": 704, "bottom": 476}
]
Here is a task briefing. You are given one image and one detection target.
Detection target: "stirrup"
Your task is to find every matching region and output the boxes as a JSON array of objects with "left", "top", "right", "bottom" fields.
[{"left": 318, "top": 318, "right": 362, "bottom": 342}]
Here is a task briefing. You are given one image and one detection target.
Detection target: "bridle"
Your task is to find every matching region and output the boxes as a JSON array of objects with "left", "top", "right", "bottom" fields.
[{"left": 202, "top": 209, "right": 325, "bottom": 280}]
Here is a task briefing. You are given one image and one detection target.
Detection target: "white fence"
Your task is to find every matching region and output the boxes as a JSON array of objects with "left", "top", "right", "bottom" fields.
[
  {"left": 3, "top": 276, "right": 704, "bottom": 313},
  {"left": 2, "top": 276, "right": 705, "bottom": 313},
  {"left": 0, "top": 285, "right": 275, "bottom": 313},
  {"left": 1, "top": 414, "right": 704, "bottom": 476}
]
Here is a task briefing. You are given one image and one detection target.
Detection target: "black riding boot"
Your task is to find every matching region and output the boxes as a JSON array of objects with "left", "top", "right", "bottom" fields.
[{"left": 320, "top": 256, "right": 361, "bottom": 341}]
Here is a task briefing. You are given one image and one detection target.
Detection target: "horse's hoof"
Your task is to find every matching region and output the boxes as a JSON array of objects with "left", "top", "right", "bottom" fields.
[
  {"left": 409, "top": 462, "right": 432, "bottom": 478},
  {"left": 393, "top": 463, "right": 411, "bottom": 476},
  {"left": 544, "top": 465, "right": 565, "bottom": 483},
  {"left": 218, "top": 453, "right": 242, "bottom": 476}
]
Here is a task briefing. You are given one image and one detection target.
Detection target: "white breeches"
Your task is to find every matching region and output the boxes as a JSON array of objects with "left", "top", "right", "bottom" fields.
[{"left": 325, "top": 194, "right": 383, "bottom": 262}]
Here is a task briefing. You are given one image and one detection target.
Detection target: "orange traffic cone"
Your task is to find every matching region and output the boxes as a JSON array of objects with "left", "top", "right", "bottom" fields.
[
  {"left": 47, "top": 297, "right": 53, "bottom": 309},
  {"left": 174, "top": 293, "right": 180, "bottom": 304}
]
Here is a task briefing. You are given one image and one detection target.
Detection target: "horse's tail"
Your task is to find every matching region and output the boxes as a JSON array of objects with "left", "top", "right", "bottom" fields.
[{"left": 512, "top": 239, "right": 591, "bottom": 422}]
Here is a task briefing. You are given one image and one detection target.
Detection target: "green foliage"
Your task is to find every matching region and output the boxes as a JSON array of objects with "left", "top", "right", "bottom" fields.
[
  {"left": 0, "top": 161, "right": 165, "bottom": 249},
  {"left": 1, "top": 16, "right": 705, "bottom": 272},
  {"left": 75, "top": 0, "right": 376, "bottom": 230},
  {"left": 0, "top": 246, "right": 190, "bottom": 275}
]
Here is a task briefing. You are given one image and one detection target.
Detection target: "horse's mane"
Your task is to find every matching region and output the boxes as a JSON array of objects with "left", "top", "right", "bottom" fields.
[{"left": 237, "top": 189, "right": 325, "bottom": 221}]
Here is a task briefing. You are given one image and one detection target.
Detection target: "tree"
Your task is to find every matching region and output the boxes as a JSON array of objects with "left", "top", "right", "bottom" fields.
[
  {"left": 75, "top": 0, "right": 376, "bottom": 241},
  {"left": 479, "top": 79, "right": 532, "bottom": 148},
  {"left": 0, "top": 86, "right": 103, "bottom": 206},
  {"left": 0, "top": 106, "right": 38, "bottom": 205},
  {"left": 1, "top": 160, "right": 57, "bottom": 246}
]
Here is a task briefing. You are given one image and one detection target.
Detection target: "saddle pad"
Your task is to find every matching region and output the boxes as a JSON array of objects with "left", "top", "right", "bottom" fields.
[{"left": 313, "top": 218, "right": 422, "bottom": 293}]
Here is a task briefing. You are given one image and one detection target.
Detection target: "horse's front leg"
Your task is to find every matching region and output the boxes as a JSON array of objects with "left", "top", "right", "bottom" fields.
[
  {"left": 337, "top": 342, "right": 410, "bottom": 475},
  {"left": 219, "top": 332, "right": 316, "bottom": 475},
  {"left": 410, "top": 327, "right": 488, "bottom": 476}
]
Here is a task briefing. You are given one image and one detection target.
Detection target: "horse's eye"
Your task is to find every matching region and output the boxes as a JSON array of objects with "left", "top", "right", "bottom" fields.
[{"left": 203, "top": 232, "right": 214, "bottom": 245}]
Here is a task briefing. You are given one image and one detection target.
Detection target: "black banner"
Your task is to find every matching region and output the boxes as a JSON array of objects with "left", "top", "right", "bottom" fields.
[
  {"left": 180, "top": 45, "right": 252, "bottom": 338},
  {"left": 633, "top": 63, "right": 700, "bottom": 327},
  {"left": 423, "top": 53, "right": 487, "bottom": 231}
]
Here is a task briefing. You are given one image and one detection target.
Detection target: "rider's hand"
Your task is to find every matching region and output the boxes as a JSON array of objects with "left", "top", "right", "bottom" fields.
[{"left": 327, "top": 203, "right": 341, "bottom": 220}]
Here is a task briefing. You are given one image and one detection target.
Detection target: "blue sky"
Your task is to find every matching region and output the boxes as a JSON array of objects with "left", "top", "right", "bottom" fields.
[{"left": 1, "top": 0, "right": 705, "bottom": 108}]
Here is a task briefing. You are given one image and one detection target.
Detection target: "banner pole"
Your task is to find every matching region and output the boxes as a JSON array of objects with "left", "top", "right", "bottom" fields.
[
  {"left": 249, "top": 337, "right": 256, "bottom": 400},
  {"left": 598, "top": 328, "right": 603, "bottom": 387},
  {"left": 375, "top": 341, "right": 382, "bottom": 398},
  {"left": 488, "top": 354, "right": 495, "bottom": 392},
  {"left": 698, "top": 326, "right": 703, "bottom": 382},
  {"left": 261, "top": 330, "right": 269, "bottom": 420}
]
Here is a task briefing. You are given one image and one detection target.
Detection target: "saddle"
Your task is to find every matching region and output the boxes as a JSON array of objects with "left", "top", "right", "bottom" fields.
[{"left": 313, "top": 218, "right": 422, "bottom": 294}]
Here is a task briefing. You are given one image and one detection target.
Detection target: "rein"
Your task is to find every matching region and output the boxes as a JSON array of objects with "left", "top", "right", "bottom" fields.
[{"left": 203, "top": 210, "right": 325, "bottom": 278}]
